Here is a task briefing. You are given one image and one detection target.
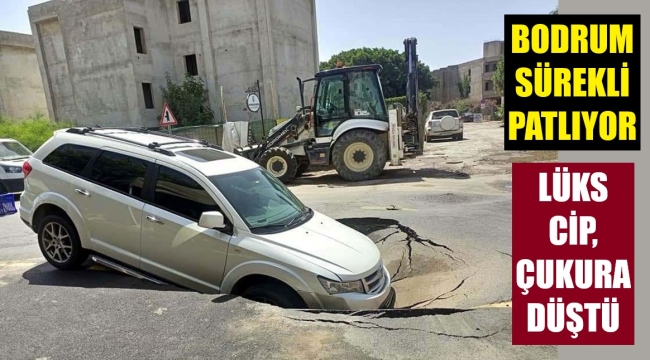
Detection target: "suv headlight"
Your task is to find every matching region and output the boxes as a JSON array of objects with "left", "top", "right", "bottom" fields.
[
  {"left": 1, "top": 165, "right": 22, "bottom": 174},
  {"left": 318, "top": 276, "right": 365, "bottom": 294}
]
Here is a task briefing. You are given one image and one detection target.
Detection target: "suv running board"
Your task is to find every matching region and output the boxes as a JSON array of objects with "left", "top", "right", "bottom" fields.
[{"left": 91, "top": 255, "right": 167, "bottom": 285}]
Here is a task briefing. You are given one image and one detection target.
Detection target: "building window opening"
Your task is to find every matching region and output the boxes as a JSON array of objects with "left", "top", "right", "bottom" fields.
[
  {"left": 185, "top": 54, "right": 198, "bottom": 76},
  {"left": 142, "top": 83, "right": 154, "bottom": 109},
  {"left": 134, "top": 27, "right": 146, "bottom": 54},
  {"left": 178, "top": 1, "right": 192, "bottom": 24}
]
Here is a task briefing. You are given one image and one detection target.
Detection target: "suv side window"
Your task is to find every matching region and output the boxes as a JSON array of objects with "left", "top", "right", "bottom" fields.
[
  {"left": 90, "top": 151, "right": 150, "bottom": 199},
  {"left": 42, "top": 144, "right": 98, "bottom": 176},
  {"left": 153, "top": 166, "right": 220, "bottom": 222}
]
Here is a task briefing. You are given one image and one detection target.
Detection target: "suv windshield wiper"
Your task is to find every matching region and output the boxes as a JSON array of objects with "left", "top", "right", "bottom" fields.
[
  {"left": 251, "top": 223, "right": 287, "bottom": 233},
  {"left": 285, "top": 207, "right": 312, "bottom": 228}
]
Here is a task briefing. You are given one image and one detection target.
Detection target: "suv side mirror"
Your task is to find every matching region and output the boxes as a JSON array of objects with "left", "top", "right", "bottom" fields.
[{"left": 198, "top": 211, "right": 226, "bottom": 230}]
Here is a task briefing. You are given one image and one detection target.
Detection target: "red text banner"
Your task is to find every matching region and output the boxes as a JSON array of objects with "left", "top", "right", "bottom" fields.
[{"left": 512, "top": 163, "right": 634, "bottom": 345}]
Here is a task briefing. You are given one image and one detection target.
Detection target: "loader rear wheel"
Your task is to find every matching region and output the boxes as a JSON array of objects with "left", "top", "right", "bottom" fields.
[
  {"left": 260, "top": 147, "right": 298, "bottom": 183},
  {"left": 332, "top": 129, "right": 387, "bottom": 182}
]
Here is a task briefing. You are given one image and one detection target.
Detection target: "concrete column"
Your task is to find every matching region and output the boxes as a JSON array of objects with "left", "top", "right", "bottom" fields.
[
  {"left": 311, "top": 0, "right": 319, "bottom": 74},
  {"left": 30, "top": 19, "right": 56, "bottom": 121},
  {"left": 263, "top": 0, "right": 279, "bottom": 120},
  {"left": 255, "top": 0, "right": 278, "bottom": 121},
  {"left": 196, "top": 0, "right": 221, "bottom": 123}
]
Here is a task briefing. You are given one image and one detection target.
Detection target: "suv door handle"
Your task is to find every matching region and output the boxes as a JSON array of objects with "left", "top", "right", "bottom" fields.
[
  {"left": 146, "top": 215, "right": 165, "bottom": 225},
  {"left": 74, "top": 189, "right": 90, "bottom": 197}
]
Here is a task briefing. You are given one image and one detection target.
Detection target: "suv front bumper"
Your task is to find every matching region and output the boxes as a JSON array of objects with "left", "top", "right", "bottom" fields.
[{"left": 299, "top": 266, "right": 395, "bottom": 311}]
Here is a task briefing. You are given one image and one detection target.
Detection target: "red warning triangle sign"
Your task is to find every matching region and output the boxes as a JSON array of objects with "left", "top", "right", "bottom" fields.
[{"left": 159, "top": 102, "right": 178, "bottom": 127}]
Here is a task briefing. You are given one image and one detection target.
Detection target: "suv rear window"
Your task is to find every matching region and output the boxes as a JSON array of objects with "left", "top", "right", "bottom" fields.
[
  {"left": 90, "top": 151, "right": 150, "bottom": 199},
  {"left": 43, "top": 144, "right": 98, "bottom": 176},
  {"left": 431, "top": 110, "right": 459, "bottom": 119}
]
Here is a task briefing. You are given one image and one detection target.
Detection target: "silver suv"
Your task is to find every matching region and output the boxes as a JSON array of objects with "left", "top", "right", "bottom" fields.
[
  {"left": 425, "top": 109, "right": 463, "bottom": 141},
  {"left": 19, "top": 127, "right": 395, "bottom": 310}
]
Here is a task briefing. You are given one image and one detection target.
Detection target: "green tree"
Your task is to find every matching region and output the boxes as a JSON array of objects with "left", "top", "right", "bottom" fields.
[
  {"left": 550, "top": 6, "right": 558, "bottom": 14},
  {"left": 457, "top": 73, "right": 471, "bottom": 99},
  {"left": 492, "top": 55, "right": 505, "bottom": 96},
  {"left": 319, "top": 47, "right": 439, "bottom": 99},
  {"left": 160, "top": 73, "right": 214, "bottom": 126}
]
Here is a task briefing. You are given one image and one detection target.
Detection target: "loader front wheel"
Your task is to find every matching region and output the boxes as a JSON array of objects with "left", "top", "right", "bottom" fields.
[
  {"left": 332, "top": 129, "right": 387, "bottom": 182},
  {"left": 259, "top": 147, "right": 298, "bottom": 183}
]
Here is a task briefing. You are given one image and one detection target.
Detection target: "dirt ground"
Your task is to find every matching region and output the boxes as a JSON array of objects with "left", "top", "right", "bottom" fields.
[
  {"left": 302, "top": 121, "right": 557, "bottom": 179},
  {"left": 414, "top": 122, "right": 557, "bottom": 176}
]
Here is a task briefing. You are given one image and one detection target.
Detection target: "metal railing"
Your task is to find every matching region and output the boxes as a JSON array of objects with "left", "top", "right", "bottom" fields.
[{"left": 167, "top": 118, "right": 279, "bottom": 146}]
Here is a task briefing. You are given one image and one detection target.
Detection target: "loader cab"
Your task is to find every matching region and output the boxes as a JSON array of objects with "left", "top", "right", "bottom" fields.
[{"left": 310, "top": 65, "right": 388, "bottom": 138}]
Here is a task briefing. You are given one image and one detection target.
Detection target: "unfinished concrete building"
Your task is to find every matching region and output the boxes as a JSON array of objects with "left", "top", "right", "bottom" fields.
[
  {"left": 0, "top": 31, "right": 48, "bottom": 119},
  {"left": 28, "top": 0, "right": 319, "bottom": 127},
  {"left": 431, "top": 40, "right": 504, "bottom": 104}
]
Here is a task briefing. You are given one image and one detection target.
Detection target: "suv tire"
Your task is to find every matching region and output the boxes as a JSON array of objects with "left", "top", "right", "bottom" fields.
[
  {"left": 37, "top": 215, "right": 88, "bottom": 270},
  {"left": 241, "top": 282, "right": 306, "bottom": 309}
]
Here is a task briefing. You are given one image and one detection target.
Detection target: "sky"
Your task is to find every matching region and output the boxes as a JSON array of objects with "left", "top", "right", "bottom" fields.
[{"left": 2, "top": 0, "right": 557, "bottom": 70}]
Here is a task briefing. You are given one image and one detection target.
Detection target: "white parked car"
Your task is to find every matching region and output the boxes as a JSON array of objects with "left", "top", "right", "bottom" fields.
[
  {"left": 0, "top": 138, "right": 33, "bottom": 195},
  {"left": 19, "top": 127, "right": 395, "bottom": 310},
  {"left": 425, "top": 109, "right": 463, "bottom": 141}
]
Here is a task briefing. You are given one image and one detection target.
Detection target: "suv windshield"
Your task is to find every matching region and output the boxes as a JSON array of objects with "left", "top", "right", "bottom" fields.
[
  {"left": 0, "top": 141, "right": 32, "bottom": 161},
  {"left": 431, "top": 110, "right": 459, "bottom": 119},
  {"left": 209, "top": 167, "right": 312, "bottom": 234}
]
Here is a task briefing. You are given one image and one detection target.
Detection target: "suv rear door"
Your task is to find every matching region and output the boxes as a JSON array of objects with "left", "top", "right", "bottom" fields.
[
  {"left": 73, "top": 147, "right": 155, "bottom": 268},
  {"left": 139, "top": 161, "right": 232, "bottom": 294},
  {"left": 430, "top": 110, "right": 461, "bottom": 132}
]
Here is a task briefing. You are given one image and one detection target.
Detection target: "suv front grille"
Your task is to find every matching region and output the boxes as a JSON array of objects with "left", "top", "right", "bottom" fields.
[{"left": 362, "top": 264, "right": 386, "bottom": 294}]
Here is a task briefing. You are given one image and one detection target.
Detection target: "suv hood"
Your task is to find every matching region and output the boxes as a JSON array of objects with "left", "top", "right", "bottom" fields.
[{"left": 259, "top": 210, "right": 381, "bottom": 280}]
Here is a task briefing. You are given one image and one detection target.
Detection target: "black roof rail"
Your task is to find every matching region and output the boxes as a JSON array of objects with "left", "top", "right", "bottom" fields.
[
  {"left": 135, "top": 128, "right": 224, "bottom": 151},
  {"left": 68, "top": 125, "right": 223, "bottom": 151},
  {"left": 65, "top": 127, "right": 176, "bottom": 156}
]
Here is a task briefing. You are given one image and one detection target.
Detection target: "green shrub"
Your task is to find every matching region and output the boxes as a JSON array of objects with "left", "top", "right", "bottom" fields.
[
  {"left": 493, "top": 105, "right": 504, "bottom": 120},
  {"left": 160, "top": 73, "right": 215, "bottom": 126},
  {"left": 385, "top": 92, "right": 428, "bottom": 109},
  {"left": 0, "top": 113, "right": 74, "bottom": 151}
]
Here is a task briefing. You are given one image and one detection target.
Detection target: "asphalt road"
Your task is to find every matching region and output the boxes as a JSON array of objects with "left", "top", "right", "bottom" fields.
[{"left": 0, "top": 122, "right": 557, "bottom": 360}]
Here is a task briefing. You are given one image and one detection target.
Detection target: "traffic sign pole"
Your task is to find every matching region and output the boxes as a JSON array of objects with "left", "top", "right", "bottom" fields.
[{"left": 246, "top": 80, "right": 265, "bottom": 138}]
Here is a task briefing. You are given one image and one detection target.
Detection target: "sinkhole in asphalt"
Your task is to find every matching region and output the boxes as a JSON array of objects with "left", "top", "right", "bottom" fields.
[
  {"left": 335, "top": 217, "right": 472, "bottom": 311},
  {"left": 237, "top": 217, "right": 473, "bottom": 314}
]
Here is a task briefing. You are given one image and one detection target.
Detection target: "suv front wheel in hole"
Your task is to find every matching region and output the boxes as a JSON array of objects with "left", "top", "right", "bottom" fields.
[
  {"left": 240, "top": 282, "right": 306, "bottom": 309},
  {"left": 37, "top": 215, "right": 88, "bottom": 270}
]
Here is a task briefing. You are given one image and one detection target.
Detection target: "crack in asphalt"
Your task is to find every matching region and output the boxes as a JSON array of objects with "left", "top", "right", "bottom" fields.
[
  {"left": 300, "top": 308, "right": 471, "bottom": 319},
  {"left": 285, "top": 316, "right": 502, "bottom": 339},
  {"left": 390, "top": 250, "right": 406, "bottom": 281},
  {"left": 401, "top": 272, "right": 477, "bottom": 309},
  {"left": 377, "top": 230, "right": 400, "bottom": 244},
  {"left": 495, "top": 250, "right": 512, "bottom": 257},
  {"left": 394, "top": 222, "right": 454, "bottom": 253},
  {"left": 336, "top": 217, "right": 465, "bottom": 285}
]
